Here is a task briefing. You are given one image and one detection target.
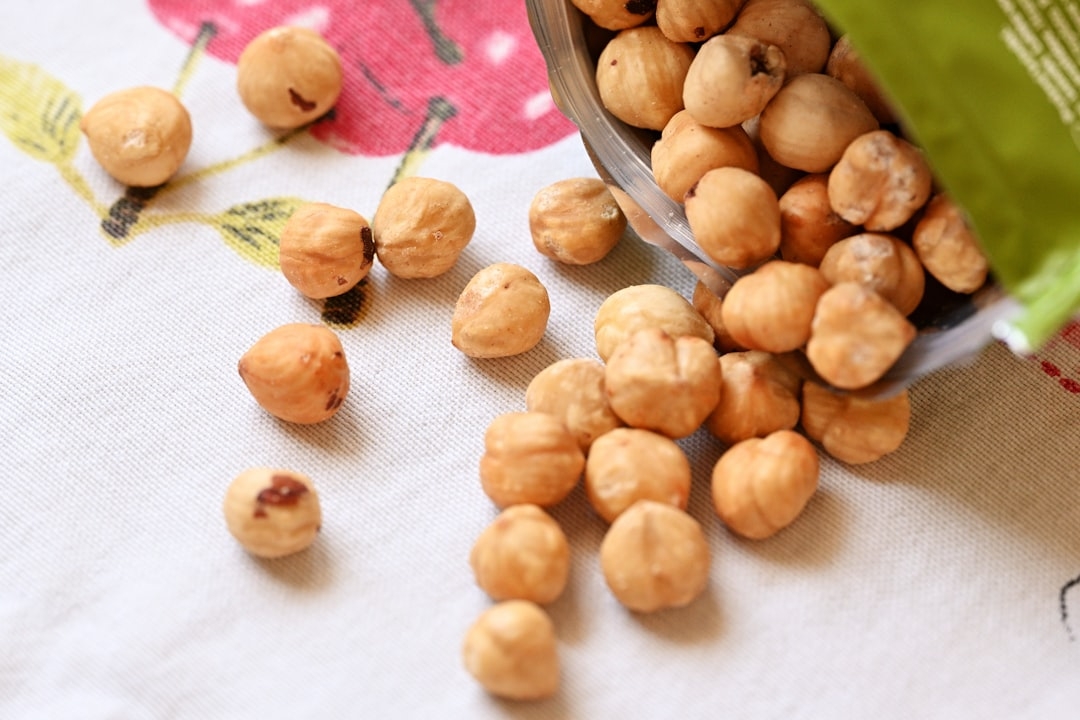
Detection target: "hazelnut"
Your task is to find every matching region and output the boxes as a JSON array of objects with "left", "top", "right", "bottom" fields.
[
  {"left": 594, "top": 284, "right": 714, "bottom": 362},
  {"left": 236, "top": 26, "right": 342, "bottom": 129},
  {"left": 596, "top": 25, "right": 696, "bottom": 131},
  {"left": 801, "top": 382, "right": 911, "bottom": 464},
  {"left": 528, "top": 177, "right": 626, "bottom": 265},
  {"left": 479, "top": 412, "right": 585, "bottom": 508},
  {"left": 525, "top": 358, "right": 623, "bottom": 453},
  {"left": 585, "top": 427, "right": 692, "bottom": 523},
  {"left": 372, "top": 176, "right": 476, "bottom": 278},
  {"left": 778, "top": 173, "right": 858, "bottom": 267},
  {"left": 912, "top": 194, "right": 990, "bottom": 294},
  {"left": 652, "top": 110, "right": 759, "bottom": 203},
  {"left": 570, "top": 0, "right": 656, "bottom": 31},
  {"left": 691, "top": 281, "right": 743, "bottom": 352},
  {"left": 720, "top": 260, "right": 830, "bottom": 353},
  {"left": 705, "top": 351, "right": 802, "bottom": 445},
  {"left": 827, "top": 129, "right": 933, "bottom": 232},
  {"left": 685, "top": 166, "right": 782, "bottom": 269},
  {"left": 278, "top": 202, "right": 375, "bottom": 299},
  {"left": 758, "top": 73, "right": 879, "bottom": 173},
  {"left": 469, "top": 504, "right": 570, "bottom": 605},
  {"left": 79, "top": 86, "right": 192, "bottom": 187},
  {"left": 462, "top": 600, "right": 559, "bottom": 701},
  {"left": 656, "top": 0, "right": 741, "bottom": 43},
  {"left": 711, "top": 429, "right": 819, "bottom": 539},
  {"left": 238, "top": 323, "right": 350, "bottom": 424},
  {"left": 806, "top": 282, "right": 917, "bottom": 390},
  {"left": 826, "top": 35, "right": 899, "bottom": 125},
  {"left": 451, "top": 263, "right": 550, "bottom": 358},
  {"left": 682, "top": 34, "right": 786, "bottom": 129},
  {"left": 599, "top": 500, "right": 711, "bottom": 613},
  {"left": 727, "top": 0, "right": 833, "bottom": 76},
  {"left": 604, "top": 327, "right": 722, "bottom": 439},
  {"left": 223, "top": 467, "right": 321, "bottom": 558},
  {"left": 818, "top": 232, "right": 926, "bottom": 316}
]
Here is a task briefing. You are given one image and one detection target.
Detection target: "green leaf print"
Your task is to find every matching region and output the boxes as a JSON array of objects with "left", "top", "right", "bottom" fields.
[
  {"left": 212, "top": 198, "right": 305, "bottom": 269},
  {"left": 0, "top": 55, "right": 82, "bottom": 164}
]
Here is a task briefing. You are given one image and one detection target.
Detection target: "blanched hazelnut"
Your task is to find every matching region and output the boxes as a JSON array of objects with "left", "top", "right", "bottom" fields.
[
  {"left": 720, "top": 260, "right": 830, "bottom": 353},
  {"left": 80, "top": 86, "right": 192, "bottom": 187},
  {"left": 525, "top": 358, "right": 623, "bottom": 452},
  {"left": 692, "top": 280, "right": 743, "bottom": 352},
  {"left": 912, "top": 194, "right": 989, "bottom": 294},
  {"left": 779, "top": 173, "right": 858, "bottom": 267},
  {"left": 596, "top": 26, "right": 696, "bottom": 131},
  {"left": 727, "top": 0, "right": 832, "bottom": 76},
  {"left": 759, "top": 73, "right": 879, "bottom": 173},
  {"left": 529, "top": 178, "right": 626, "bottom": 265},
  {"left": 479, "top": 412, "right": 585, "bottom": 508},
  {"left": 570, "top": 0, "right": 656, "bottom": 30},
  {"left": 656, "top": 0, "right": 741, "bottom": 42},
  {"left": 585, "top": 428, "right": 692, "bottom": 523},
  {"left": 683, "top": 34, "right": 786, "bottom": 129},
  {"left": 604, "top": 327, "right": 722, "bottom": 439},
  {"left": 469, "top": 504, "right": 570, "bottom": 605},
  {"left": 806, "top": 282, "right": 916, "bottom": 390},
  {"left": 278, "top": 202, "right": 374, "bottom": 299},
  {"left": 238, "top": 323, "right": 350, "bottom": 424},
  {"left": 236, "top": 26, "right": 342, "bottom": 129},
  {"left": 452, "top": 263, "right": 550, "bottom": 358},
  {"left": 599, "top": 500, "right": 710, "bottom": 612},
  {"left": 652, "top": 110, "right": 759, "bottom": 203},
  {"left": 685, "top": 166, "right": 781, "bottom": 269},
  {"left": 801, "top": 382, "right": 911, "bottom": 464},
  {"left": 373, "top": 176, "right": 476, "bottom": 279},
  {"left": 594, "top": 284, "right": 714, "bottom": 362},
  {"left": 818, "top": 233, "right": 926, "bottom": 316},
  {"left": 711, "top": 429, "right": 818, "bottom": 539},
  {"left": 827, "top": 129, "right": 933, "bottom": 232},
  {"left": 705, "top": 351, "right": 801, "bottom": 445},
  {"left": 826, "top": 35, "right": 898, "bottom": 125},
  {"left": 223, "top": 467, "right": 321, "bottom": 558},
  {"left": 462, "top": 600, "right": 559, "bottom": 701}
]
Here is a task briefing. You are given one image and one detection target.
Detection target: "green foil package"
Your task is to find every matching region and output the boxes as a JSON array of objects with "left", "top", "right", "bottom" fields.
[{"left": 813, "top": 0, "right": 1080, "bottom": 349}]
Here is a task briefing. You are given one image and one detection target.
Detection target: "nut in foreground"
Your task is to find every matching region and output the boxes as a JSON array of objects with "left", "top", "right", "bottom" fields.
[
  {"left": 223, "top": 467, "right": 321, "bottom": 558},
  {"left": 462, "top": 600, "right": 560, "bottom": 701}
]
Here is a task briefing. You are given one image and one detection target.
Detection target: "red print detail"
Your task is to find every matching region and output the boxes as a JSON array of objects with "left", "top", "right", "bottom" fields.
[
  {"left": 148, "top": 0, "right": 576, "bottom": 156},
  {"left": 1034, "top": 322, "right": 1080, "bottom": 395}
]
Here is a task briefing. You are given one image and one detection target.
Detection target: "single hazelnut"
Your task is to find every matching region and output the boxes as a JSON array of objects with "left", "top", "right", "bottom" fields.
[
  {"left": 705, "top": 350, "right": 802, "bottom": 445},
  {"left": 585, "top": 427, "right": 692, "bottom": 523},
  {"left": 825, "top": 35, "right": 899, "bottom": 125},
  {"left": 778, "top": 173, "right": 858, "bottom": 267},
  {"left": 827, "top": 129, "right": 933, "bottom": 232},
  {"left": 912, "top": 194, "right": 990, "bottom": 294},
  {"left": 685, "top": 166, "right": 782, "bottom": 269},
  {"left": 479, "top": 412, "right": 585, "bottom": 508},
  {"left": 238, "top": 323, "right": 350, "bottom": 424},
  {"left": 278, "top": 202, "right": 375, "bottom": 299},
  {"left": 372, "top": 176, "right": 476, "bottom": 278},
  {"left": 806, "top": 282, "right": 917, "bottom": 390},
  {"left": 462, "top": 600, "right": 559, "bottom": 701},
  {"left": 801, "top": 382, "right": 911, "bottom": 464},
  {"left": 469, "top": 504, "right": 570, "bottom": 605},
  {"left": 594, "top": 284, "right": 714, "bottom": 362},
  {"left": 223, "top": 467, "right": 321, "bottom": 558},
  {"left": 818, "top": 232, "right": 926, "bottom": 316},
  {"left": 720, "top": 260, "right": 830, "bottom": 353},
  {"left": 656, "top": 0, "right": 742, "bottom": 43},
  {"left": 682, "top": 33, "right": 786, "bottom": 129},
  {"left": 570, "top": 0, "right": 656, "bottom": 31},
  {"left": 652, "top": 110, "right": 759, "bottom": 203},
  {"left": 599, "top": 500, "right": 711, "bottom": 613},
  {"left": 711, "top": 429, "right": 819, "bottom": 539},
  {"left": 727, "top": 0, "right": 833, "bottom": 76},
  {"left": 79, "top": 86, "right": 192, "bottom": 187},
  {"left": 236, "top": 26, "right": 342, "bottom": 129},
  {"left": 604, "top": 327, "right": 722, "bottom": 439},
  {"left": 596, "top": 25, "right": 696, "bottom": 131},
  {"left": 758, "top": 73, "right": 879, "bottom": 173},
  {"left": 525, "top": 358, "right": 623, "bottom": 453},
  {"left": 451, "top": 263, "right": 550, "bottom": 358},
  {"left": 529, "top": 177, "right": 626, "bottom": 265}
]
